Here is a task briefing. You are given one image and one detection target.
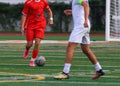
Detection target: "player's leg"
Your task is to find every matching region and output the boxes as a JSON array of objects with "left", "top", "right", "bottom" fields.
[
  {"left": 81, "top": 44, "right": 98, "bottom": 64},
  {"left": 80, "top": 44, "right": 104, "bottom": 80},
  {"left": 54, "top": 27, "right": 84, "bottom": 79},
  {"left": 29, "top": 28, "right": 44, "bottom": 67},
  {"left": 23, "top": 41, "right": 33, "bottom": 60},
  {"left": 64, "top": 42, "right": 78, "bottom": 74},
  {"left": 23, "top": 29, "right": 34, "bottom": 60},
  {"left": 29, "top": 38, "right": 41, "bottom": 67},
  {"left": 54, "top": 42, "right": 78, "bottom": 79}
]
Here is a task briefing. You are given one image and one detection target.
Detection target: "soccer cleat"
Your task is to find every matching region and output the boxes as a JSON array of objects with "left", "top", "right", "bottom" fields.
[
  {"left": 54, "top": 72, "right": 69, "bottom": 80},
  {"left": 29, "top": 61, "right": 35, "bottom": 67},
  {"left": 92, "top": 69, "right": 105, "bottom": 80},
  {"left": 23, "top": 49, "right": 29, "bottom": 60}
]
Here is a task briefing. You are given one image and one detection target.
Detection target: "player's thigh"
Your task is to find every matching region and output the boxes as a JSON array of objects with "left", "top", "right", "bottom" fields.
[
  {"left": 34, "top": 38, "right": 41, "bottom": 46},
  {"left": 35, "top": 29, "right": 45, "bottom": 39},
  {"left": 80, "top": 44, "right": 90, "bottom": 52},
  {"left": 26, "top": 29, "right": 34, "bottom": 41},
  {"left": 69, "top": 29, "right": 85, "bottom": 43}
]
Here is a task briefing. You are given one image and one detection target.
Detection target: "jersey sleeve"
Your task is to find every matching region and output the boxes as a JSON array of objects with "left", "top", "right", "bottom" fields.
[
  {"left": 43, "top": 0, "right": 50, "bottom": 9},
  {"left": 22, "top": 1, "right": 29, "bottom": 15}
]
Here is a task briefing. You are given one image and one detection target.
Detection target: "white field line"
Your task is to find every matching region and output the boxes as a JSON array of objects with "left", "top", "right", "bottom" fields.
[
  {"left": 1, "top": 72, "right": 119, "bottom": 78},
  {"left": 28, "top": 80, "right": 120, "bottom": 85},
  {"left": 0, "top": 63, "right": 120, "bottom": 68},
  {"left": 0, "top": 64, "right": 120, "bottom": 78},
  {"left": 0, "top": 80, "right": 120, "bottom": 85},
  {"left": 0, "top": 79, "right": 120, "bottom": 85},
  {"left": 0, "top": 40, "right": 106, "bottom": 44},
  {"left": 0, "top": 78, "right": 120, "bottom": 85},
  {"left": 0, "top": 72, "right": 120, "bottom": 84},
  {"left": 0, "top": 40, "right": 68, "bottom": 44},
  {"left": 0, "top": 72, "right": 120, "bottom": 81}
]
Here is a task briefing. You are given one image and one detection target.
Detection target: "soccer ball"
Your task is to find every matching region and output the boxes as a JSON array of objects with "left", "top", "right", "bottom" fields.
[{"left": 35, "top": 56, "right": 46, "bottom": 67}]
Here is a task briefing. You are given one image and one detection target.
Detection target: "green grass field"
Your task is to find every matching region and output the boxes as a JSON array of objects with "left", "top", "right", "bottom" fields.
[
  {"left": 0, "top": 40, "right": 120, "bottom": 86},
  {"left": 0, "top": 35, "right": 105, "bottom": 41}
]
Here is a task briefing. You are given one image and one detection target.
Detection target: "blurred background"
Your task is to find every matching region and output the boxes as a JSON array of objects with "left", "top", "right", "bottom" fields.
[{"left": 0, "top": 0, "right": 105, "bottom": 33}]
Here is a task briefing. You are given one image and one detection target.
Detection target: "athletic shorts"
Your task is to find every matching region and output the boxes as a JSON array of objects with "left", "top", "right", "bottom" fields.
[
  {"left": 69, "top": 26, "right": 90, "bottom": 44},
  {"left": 26, "top": 28, "right": 45, "bottom": 41}
]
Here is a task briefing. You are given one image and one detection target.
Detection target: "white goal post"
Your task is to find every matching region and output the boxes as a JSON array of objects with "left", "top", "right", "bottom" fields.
[{"left": 106, "top": 0, "right": 120, "bottom": 41}]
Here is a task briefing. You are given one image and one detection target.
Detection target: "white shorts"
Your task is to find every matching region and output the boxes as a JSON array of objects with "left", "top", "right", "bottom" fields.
[{"left": 69, "top": 27, "right": 90, "bottom": 44}]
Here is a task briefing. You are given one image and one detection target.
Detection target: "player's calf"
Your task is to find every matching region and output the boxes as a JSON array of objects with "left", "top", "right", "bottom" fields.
[{"left": 23, "top": 49, "right": 29, "bottom": 60}]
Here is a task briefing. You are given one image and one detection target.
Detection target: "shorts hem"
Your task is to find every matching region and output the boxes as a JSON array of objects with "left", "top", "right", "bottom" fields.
[{"left": 68, "top": 41, "right": 90, "bottom": 44}]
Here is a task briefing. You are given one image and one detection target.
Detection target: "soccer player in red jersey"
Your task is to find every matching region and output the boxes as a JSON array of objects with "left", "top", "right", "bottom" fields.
[{"left": 21, "top": 0, "right": 53, "bottom": 67}]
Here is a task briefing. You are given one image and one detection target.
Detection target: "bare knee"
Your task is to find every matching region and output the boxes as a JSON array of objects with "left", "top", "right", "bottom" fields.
[
  {"left": 67, "top": 42, "right": 78, "bottom": 52},
  {"left": 34, "top": 38, "right": 41, "bottom": 50},
  {"left": 81, "top": 44, "right": 91, "bottom": 55},
  {"left": 26, "top": 42, "right": 33, "bottom": 48},
  {"left": 82, "top": 48, "right": 91, "bottom": 55},
  {"left": 35, "top": 41, "right": 40, "bottom": 48}
]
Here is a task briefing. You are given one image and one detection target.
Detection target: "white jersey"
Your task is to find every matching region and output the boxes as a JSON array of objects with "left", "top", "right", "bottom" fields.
[
  {"left": 69, "top": 0, "right": 90, "bottom": 44},
  {"left": 72, "top": 0, "right": 89, "bottom": 29}
]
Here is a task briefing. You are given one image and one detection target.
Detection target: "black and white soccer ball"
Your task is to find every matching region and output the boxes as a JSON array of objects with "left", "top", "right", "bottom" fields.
[{"left": 35, "top": 56, "right": 46, "bottom": 67}]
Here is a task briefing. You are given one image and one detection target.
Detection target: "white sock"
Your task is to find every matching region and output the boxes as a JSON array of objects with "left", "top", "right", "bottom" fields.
[
  {"left": 63, "top": 63, "right": 71, "bottom": 74},
  {"left": 94, "top": 62, "right": 102, "bottom": 71},
  {"left": 30, "top": 58, "right": 36, "bottom": 61}
]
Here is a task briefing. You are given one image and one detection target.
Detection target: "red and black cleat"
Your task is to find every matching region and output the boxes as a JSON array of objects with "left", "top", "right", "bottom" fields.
[{"left": 92, "top": 69, "right": 105, "bottom": 80}]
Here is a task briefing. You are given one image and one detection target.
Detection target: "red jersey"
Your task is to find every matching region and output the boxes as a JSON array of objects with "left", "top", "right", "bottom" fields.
[{"left": 22, "top": 0, "right": 49, "bottom": 29}]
